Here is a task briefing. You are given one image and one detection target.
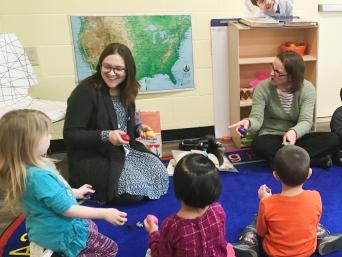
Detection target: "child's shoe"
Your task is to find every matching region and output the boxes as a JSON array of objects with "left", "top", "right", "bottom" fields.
[
  {"left": 233, "top": 242, "right": 259, "bottom": 257},
  {"left": 317, "top": 234, "right": 342, "bottom": 255},
  {"left": 310, "top": 155, "right": 332, "bottom": 169},
  {"left": 333, "top": 149, "right": 342, "bottom": 166}
]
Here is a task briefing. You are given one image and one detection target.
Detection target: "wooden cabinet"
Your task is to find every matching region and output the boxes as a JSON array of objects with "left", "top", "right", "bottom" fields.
[{"left": 227, "top": 22, "right": 318, "bottom": 146}]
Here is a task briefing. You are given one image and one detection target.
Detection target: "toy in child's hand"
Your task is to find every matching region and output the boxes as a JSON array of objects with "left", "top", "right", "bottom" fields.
[
  {"left": 238, "top": 127, "right": 247, "bottom": 137},
  {"left": 265, "top": 187, "right": 271, "bottom": 193},
  {"left": 146, "top": 214, "right": 158, "bottom": 225},
  {"left": 145, "top": 130, "right": 155, "bottom": 138},
  {"left": 85, "top": 192, "right": 93, "bottom": 199},
  {"left": 121, "top": 134, "right": 130, "bottom": 141},
  {"left": 282, "top": 139, "right": 289, "bottom": 146}
]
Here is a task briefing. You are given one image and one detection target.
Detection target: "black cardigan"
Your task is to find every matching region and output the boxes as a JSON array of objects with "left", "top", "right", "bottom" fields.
[{"left": 63, "top": 77, "right": 149, "bottom": 202}]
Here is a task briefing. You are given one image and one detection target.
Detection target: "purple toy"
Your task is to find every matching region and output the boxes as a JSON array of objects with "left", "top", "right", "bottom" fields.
[
  {"left": 85, "top": 192, "right": 93, "bottom": 199},
  {"left": 238, "top": 127, "right": 247, "bottom": 137}
]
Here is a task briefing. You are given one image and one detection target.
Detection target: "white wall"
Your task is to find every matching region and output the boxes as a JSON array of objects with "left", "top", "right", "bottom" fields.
[
  {"left": 1, "top": 0, "right": 335, "bottom": 138},
  {"left": 316, "top": 0, "right": 342, "bottom": 118}
]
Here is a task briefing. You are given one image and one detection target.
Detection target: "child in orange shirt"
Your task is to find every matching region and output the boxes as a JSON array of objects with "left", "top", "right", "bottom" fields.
[{"left": 233, "top": 145, "right": 342, "bottom": 257}]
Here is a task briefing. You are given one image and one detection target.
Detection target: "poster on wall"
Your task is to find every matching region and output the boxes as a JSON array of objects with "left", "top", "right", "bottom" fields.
[
  {"left": 243, "top": 0, "right": 294, "bottom": 18},
  {"left": 0, "top": 33, "right": 66, "bottom": 122},
  {"left": 70, "top": 15, "right": 194, "bottom": 93}
]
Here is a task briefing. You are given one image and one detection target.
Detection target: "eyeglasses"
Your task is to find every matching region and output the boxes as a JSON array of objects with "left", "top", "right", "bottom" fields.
[
  {"left": 101, "top": 64, "right": 126, "bottom": 74},
  {"left": 270, "top": 64, "right": 287, "bottom": 77}
]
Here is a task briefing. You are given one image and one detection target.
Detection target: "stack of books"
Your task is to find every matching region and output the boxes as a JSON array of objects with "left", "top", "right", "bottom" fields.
[
  {"left": 283, "top": 19, "right": 318, "bottom": 26},
  {"left": 239, "top": 17, "right": 318, "bottom": 28},
  {"left": 239, "top": 17, "right": 282, "bottom": 27}
]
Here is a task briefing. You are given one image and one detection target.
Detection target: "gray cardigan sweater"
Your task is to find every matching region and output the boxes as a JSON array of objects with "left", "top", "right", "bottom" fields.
[{"left": 248, "top": 78, "right": 315, "bottom": 139}]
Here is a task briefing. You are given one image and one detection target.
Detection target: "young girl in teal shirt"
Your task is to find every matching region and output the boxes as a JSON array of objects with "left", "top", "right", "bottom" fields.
[{"left": 0, "top": 109, "right": 127, "bottom": 257}]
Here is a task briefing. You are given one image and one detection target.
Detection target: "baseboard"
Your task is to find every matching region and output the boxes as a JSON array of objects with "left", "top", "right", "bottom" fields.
[
  {"left": 50, "top": 126, "right": 215, "bottom": 154},
  {"left": 316, "top": 116, "right": 331, "bottom": 123}
]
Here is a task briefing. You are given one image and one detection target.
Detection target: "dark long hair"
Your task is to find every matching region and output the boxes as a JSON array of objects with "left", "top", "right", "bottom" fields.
[
  {"left": 90, "top": 43, "right": 140, "bottom": 107},
  {"left": 173, "top": 153, "right": 222, "bottom": 208},
  {"left": 277, "top": 51, "right": 305, "bottom": 93}
]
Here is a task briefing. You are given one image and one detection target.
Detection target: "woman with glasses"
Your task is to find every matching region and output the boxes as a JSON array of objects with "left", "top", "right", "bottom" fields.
[
  {"left": 64, "top": 43, "right": 168, "bottom": 204},
  {"left": 230, "top": 51, "right": 339, "bottom": 168}
]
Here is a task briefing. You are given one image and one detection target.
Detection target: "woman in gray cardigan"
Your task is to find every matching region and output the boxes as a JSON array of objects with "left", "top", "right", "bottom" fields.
[
  {"left": 64, "top": 43, "right": 168, "bottom": 203},
  {"left": 230, "top": 51, "right": 339, "bottom": 168}
]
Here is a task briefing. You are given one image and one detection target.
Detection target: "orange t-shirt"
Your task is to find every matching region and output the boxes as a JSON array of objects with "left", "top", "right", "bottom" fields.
[{"left": 256, "top": 190, "right": 322, "bottom": 257}]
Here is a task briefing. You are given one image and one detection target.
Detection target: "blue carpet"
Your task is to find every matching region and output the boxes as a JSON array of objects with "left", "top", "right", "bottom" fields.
[
  {"left": 87, "top": 162, "right": 342, "bottom": 257},
  {"left": 1, "top": 161, "right": 342, "bottom": 257}
]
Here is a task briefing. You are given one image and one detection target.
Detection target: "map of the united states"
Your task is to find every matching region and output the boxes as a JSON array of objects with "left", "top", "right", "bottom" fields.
[{"left": 71, "top": 15, "right": 194, "bottom": 92}]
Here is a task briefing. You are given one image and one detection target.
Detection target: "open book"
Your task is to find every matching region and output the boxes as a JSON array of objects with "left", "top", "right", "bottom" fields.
[{"left": 167, "top": 150, "right": 238, "bottom": 175}]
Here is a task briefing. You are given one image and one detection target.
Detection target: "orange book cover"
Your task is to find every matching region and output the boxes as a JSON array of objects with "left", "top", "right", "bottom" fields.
[
  {"left": 138, "top": 111, "right": 163, "bottom": 157},
  {"left": 139, "top": 111, "right": 161, "bottom": 133}
]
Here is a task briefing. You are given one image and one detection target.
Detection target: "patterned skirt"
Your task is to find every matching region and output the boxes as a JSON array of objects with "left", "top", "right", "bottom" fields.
[{"left": 117, "top": 146, "right": 169, "bottom": 199}]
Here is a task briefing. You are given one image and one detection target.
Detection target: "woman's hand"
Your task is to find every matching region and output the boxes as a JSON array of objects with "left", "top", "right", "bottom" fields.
[
  {"left": 258, "top": 184, "right": 272, "bottom": 200},
  {"left": 72, "top": 184, "right": 95, "bottom": 199},
  {"left": 144, "top": 217, "right": 159, "bottom": 234},
  {"left": 108, "top": 130, "right": 130, "bottom": 145},
  {"left": 229, "top": 119, "right": 250, "bottom": 136},
  {"left": 137, "top": 124, "right": 153, "bottom": 138},
  {"left": 283, "top": 129, "right": 297, "bottom": 145},
  {"left": 102, "top": 208, "right": 128, "bottom": 225}
]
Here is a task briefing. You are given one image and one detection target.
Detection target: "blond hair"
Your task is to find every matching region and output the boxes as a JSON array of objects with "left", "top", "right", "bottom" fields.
[{"left": 0, "top": 109, "right": 52, "bottom": 211}]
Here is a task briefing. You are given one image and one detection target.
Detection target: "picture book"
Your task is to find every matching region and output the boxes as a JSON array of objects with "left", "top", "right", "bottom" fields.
[
  {"left": 167, "top": 150, "right": 238, "bottom": 175},
  {"left": 136, "top": 111, "right": 162, "bottom": 157}
]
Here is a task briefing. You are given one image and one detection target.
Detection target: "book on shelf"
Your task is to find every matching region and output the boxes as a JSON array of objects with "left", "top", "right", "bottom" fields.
[
  {"left": 239, "top": 17, "right": 283, "bottom": 27},
  {"left": 283, "top": 19, "right": 318, "bottom": 27}
]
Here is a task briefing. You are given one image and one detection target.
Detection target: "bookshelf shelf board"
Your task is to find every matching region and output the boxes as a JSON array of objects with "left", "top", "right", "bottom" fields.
[
  {"left": 239, "top": 55, "right": 316, "bottom": 65},
  {"left": 240, "top": 99, "right": 252, "bottom": 107}
]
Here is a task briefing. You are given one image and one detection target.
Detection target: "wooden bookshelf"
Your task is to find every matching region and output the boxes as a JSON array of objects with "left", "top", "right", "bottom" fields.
[{"left": 228, "top": 22, "right": 318, "bottom": 146}]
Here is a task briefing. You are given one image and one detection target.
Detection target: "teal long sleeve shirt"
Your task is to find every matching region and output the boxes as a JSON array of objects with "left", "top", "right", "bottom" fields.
[
  {"left": 248, "top": 79, "right": 316, "bottom": 139},
  {"left": 21, "top": 165, "right": 89, "bottom": 257}
]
